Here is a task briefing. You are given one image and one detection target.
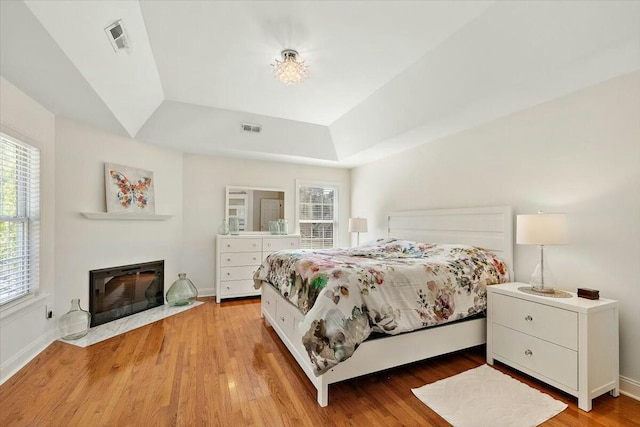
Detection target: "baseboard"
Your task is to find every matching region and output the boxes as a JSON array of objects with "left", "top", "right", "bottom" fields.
[
  {"left": 0, "top": 329, "right": 56, "bottom": 385},
  {"left": 620, "top": 375, "right": 640, "bottom": 401},
  {"left": 198, "top": 287, "right": 216, "bottom": 298}
]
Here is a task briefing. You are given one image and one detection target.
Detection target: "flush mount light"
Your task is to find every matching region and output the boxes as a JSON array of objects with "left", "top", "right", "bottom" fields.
[{"left": 272, "top": 49, "right": 309, "bottom": 85}]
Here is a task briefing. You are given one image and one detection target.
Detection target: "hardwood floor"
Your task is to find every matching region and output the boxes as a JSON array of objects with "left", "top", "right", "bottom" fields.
[{"left": 1, "top": 297, "right": 638, "bottom": 426}]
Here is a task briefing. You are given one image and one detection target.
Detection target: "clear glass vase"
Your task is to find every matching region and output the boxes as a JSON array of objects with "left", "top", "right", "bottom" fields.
[
  {"left": 217, "top": 219, "right": 230, "bottom": 235},
  {"left": 166, "top": 273, "right": 198, "bottom": 306},
  {"left": 59, "top": 299, "right": 91, "bottom": 340},
  {"left": 229, "top": 217, "right": 240, "bottom": 235}
]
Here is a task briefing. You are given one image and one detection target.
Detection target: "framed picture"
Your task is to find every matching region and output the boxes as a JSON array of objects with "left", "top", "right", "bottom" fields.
[{"left": 104, "top": 163, "right": 155, "bottom": 213}]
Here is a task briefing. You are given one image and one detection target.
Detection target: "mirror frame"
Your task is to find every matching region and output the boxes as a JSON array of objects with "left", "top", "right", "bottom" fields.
[{"left": 225, "top": 186, "right": 287, "bottom": 234}]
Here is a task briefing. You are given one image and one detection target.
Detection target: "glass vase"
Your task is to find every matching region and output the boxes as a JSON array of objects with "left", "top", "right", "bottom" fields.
[
  {"left": 166, "top": 273, "right": 198, "bottom": 306},
  {"left": 59, "top": 299, "right": 91, "bottom": 340},
  {"left": 217, "top": 219, "right": 230, "bottom": 235},
  {"left": 229, "top": 217, "right": 240, "bottom": 235}
]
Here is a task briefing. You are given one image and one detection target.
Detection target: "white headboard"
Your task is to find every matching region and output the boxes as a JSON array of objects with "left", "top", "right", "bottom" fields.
[{"left": 388, "top": 206, "right": 514, "bottom": 279}]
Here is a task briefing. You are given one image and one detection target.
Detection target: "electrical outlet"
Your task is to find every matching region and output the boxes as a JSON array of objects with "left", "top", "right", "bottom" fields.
[{"left": 45, "top": 305, "right": 53, "bottom": 319}]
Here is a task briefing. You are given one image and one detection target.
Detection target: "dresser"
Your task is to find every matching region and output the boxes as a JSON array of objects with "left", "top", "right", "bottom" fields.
[
  {"left": 215, "top": 234, "right": 300, "bottom": 303},
  {"left": 487, "top": 282, "right": 619, "bottom": 411}
]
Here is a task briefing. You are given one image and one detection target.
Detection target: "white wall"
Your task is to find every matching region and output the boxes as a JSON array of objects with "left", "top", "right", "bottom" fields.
[
  {"left": 182, "top": 154, "right": 350, "bottom": 296},
  {"left": 351, "top": 72, "right": 640, "bottom": 396},
  {"left": 54, "top": 117, "right": 184, "bottom": 320},
  {"left": 0, "top": 77, "right": 56, "bottom": 383}
]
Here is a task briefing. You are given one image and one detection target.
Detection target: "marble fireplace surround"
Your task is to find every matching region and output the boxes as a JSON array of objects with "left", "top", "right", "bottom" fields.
[{"left": 61, "top": 301, "right": 203, "bottom": 348}]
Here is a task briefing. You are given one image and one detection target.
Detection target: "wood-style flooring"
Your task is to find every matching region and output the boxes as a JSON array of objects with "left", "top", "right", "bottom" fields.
[{"left": 1, "top": 297, "right": 638, "bottom": 426}]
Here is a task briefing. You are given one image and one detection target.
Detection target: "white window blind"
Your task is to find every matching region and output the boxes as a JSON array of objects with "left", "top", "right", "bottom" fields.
[
  {"left": 298, "top": 183, "right": 337, "bottom": 249},
  {"left": 0, "top": 133, "right": 40, "bottom": 305}
]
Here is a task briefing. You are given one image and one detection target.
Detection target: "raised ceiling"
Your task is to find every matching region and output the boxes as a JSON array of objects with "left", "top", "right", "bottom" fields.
[{"left": 1, "top": 1, "right": 639, "bottom": 167}]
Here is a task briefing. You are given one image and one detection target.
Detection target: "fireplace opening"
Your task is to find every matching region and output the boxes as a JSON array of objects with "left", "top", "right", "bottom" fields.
[{"left": 89, "top": 260, "right": 164, "bottom": 327}]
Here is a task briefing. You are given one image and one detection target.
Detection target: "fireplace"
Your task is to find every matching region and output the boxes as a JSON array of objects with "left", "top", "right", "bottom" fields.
[{"left": 89, "top": 260, "right": 164, "bottom": 327}]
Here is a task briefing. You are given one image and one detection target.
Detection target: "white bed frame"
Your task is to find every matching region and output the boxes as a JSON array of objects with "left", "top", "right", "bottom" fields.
[{"left": 260, "top": 206, "right": 513, "bottom": 406}]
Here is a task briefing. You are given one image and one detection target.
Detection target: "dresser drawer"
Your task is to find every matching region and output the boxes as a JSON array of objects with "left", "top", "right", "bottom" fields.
[
  {"left": 263, "top": 237, "right": 299, "bottom": 252},
  {"left": 493, "top": 324, "right": 577, "bottom": 390},
  {"left": 219, "top": 238, "right": 262, "bottom": 253},
  {"left": 219, "top": 279, "right": 258, "bottom": 297},
  {"left": 219, "top": 251, "right": 262, "bottom": 267},
  {"left": 492, "top": 293, "right": 577, "bottom": 350},
  {"left": 220, "top": 265, "right": 260, "bottom": 281}
]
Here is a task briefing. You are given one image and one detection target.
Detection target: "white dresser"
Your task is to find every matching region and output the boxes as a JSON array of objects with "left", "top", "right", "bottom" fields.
[
  {"left": 215, "top": 234, "right": 300, "bottom": 303},
  {"left": 487, "top": 282, "right": 619, "bottom": 411}
]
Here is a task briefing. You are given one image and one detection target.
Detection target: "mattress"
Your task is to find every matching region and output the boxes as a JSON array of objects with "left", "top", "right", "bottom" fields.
[{"left": 254, "top": 238, "right": 509, "bottom": 375}]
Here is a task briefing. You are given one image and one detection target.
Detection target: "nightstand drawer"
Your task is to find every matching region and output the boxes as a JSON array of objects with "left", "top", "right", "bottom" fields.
[
  {"left": 492, "top": 293, "right": 577, "bottom": 350},
  {"left": 219, "top": 238, "right": 262, "bottom": 253},
  {"left": 219, "top": 251, "right": 262, "bottom": 267},
  {"left": 493, "top": 324, "right": 577, "bottom": 390}
]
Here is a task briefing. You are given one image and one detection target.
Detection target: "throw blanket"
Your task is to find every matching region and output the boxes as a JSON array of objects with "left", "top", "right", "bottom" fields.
[{"left": 254, "top": 239, "right": 508, "bottom": 375}]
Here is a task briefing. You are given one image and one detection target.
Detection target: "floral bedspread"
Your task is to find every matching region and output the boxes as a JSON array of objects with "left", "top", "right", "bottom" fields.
[{"left": 253, "top": 238, "right": 509, "bottom": 375}]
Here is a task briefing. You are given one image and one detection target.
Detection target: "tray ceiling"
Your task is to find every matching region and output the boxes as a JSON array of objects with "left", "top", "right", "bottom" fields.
[{"left": 1, "top": 1, "right": 638, "bottom": 167}]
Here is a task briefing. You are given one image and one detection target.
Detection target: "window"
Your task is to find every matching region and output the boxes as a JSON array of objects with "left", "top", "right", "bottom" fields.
[
  {"left": 0, "top": 133, "right": 40, "bottom": 306},
  {"left": 297, "top": 181, "right": 338, "bottom": 249}
]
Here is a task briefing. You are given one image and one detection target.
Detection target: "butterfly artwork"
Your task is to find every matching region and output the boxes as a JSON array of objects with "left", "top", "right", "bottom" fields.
[{"left": 105, "top": 163, "right": 155, "bottom": 213}]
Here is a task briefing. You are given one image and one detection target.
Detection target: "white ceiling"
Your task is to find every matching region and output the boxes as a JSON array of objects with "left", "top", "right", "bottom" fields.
[{"left": 1, "top": 1, "right": 639, "bottom": 167}]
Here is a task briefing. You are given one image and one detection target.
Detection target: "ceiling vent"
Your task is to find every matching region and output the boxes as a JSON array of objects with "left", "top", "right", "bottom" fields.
[
  {"left": 105, "top": 20, "right": 130, "bottom": 53},
  {"left": 241, "top": 123, "right": 262, "bottom": 133}
]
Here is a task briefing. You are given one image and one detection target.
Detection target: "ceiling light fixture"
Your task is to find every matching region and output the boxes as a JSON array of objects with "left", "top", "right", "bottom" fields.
[{"left": 272, "top": 49, "right": 309, "bottom": 85}]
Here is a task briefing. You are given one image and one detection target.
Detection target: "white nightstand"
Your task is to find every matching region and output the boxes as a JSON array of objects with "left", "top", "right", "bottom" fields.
[{"left": 486, "top": 282, "right": 619, "bottom": 412}]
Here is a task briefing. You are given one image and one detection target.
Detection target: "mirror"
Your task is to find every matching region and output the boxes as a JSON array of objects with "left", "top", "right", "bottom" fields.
[{"left": 225, "top": 186, "right": 286, "bottom": 232}]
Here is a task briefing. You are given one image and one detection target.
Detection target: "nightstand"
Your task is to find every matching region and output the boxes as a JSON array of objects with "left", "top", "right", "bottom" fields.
[{"left": 486, "top": 282, "right": 619, "bottom": 412}]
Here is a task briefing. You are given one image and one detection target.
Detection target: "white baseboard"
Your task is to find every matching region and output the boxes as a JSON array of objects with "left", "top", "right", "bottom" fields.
[
  {"left": 620, "top": 375, "right": 640, "bottom": 401},
  {"left": 0, "top": 329, "right": 56, "bottom": 385},
  {"left": 198, "top": 287, "right": 216, "bottom": 298}
]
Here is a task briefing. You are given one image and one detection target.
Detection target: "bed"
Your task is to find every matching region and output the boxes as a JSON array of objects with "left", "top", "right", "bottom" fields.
[{"left": 256, "top": 206, "right": 514, "bottom": 406}]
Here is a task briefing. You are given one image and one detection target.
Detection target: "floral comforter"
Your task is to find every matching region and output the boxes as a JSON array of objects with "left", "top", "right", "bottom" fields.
[{"left": 253, "top": 238, "right": 508, "bottom": 375}]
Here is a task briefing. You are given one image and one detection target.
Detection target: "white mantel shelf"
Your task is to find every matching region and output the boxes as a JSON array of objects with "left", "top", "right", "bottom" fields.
[{"left": 81, "top": 212, "right": 172, "bottom": 221}]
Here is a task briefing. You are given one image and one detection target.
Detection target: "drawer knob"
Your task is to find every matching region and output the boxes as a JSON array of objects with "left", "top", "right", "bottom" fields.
[
  {"left": 253, "top": 243, "right": 257, "bottom": 247},
  {"left": 253, "top": 257, "right": 257, "bottom": 261},
  {"left": 525, "top": 349, "right": 533, "bottom": 356},
  {"left": 226, "top": 286, "right": 230, "bottom": 290},
  {"left": 226, "top": 272, "right": 231, "bottom": 276},
  {"left": 266, "top": 300, "right": 270, "bottom": 305},
  {"left": 525, "top": 315, "right": 533, "bottom": 322},
  {"left": 227, "top": 244, "right": 231, "bottom": 248},
  {"left": 227, "top": 258, "right": 231, "bottom": 262},
  {"left": 280, "top": 316, "right": 285, "bottom": 322}
]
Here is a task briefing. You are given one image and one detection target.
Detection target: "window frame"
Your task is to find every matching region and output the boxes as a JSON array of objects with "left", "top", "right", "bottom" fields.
[
  {"left": 295, "top": 179, "right": 339, "bottom": 249},
  {"left": 0, "top": 131, "right": 40, "bottom": 307}
]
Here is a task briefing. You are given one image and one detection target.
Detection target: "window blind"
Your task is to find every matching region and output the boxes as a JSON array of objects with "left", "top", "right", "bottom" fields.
[
  {"left": 298, "top": 184, "right": 337, "bottom": 249},
  {"left": 0, "top": 133, "right": 40, "bottom": 305}
]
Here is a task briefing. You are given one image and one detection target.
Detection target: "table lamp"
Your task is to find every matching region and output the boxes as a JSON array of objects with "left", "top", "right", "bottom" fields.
[
  {"left": 348, "top": 218, "right": 368, "bottom": 246},
  {"left": 516, "top": 212, "right": 567, "bottom": 293}
]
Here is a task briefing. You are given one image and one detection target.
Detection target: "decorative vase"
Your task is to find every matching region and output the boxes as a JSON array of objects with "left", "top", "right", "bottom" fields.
[
  {"left": 229, "top": 217, "right": 240, "bottom": 235},
  {"left": 217, "top": 219, "right": 230, "bottom": 235},
  {"left": 166, "top": 273, "right": 198, "bottom": 306},
  {"left": 278, "top": 218, "right": 288, "bottom": 235},
  {"left": 59, "top": 299, "right": 91, "bottom": 340}
]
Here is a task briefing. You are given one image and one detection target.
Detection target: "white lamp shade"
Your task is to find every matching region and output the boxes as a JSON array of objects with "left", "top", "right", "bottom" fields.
[
  {"left": 348, "top": 218, "right": 368, "bottom": 233},
  {"left": 516, "top": 213, "right": 567, "bottom": 245}
]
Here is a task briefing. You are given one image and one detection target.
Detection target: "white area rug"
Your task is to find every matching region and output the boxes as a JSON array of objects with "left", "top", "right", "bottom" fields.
[
  {"left": 59, "top": 301, "right": 203, "bottom": 348},
  {"left": 412, "top": 364, "right": 567, "bottom": 427}
]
